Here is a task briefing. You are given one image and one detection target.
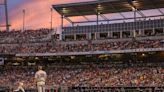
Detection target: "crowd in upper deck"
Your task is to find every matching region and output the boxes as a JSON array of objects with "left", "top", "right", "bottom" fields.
[
  {"left": 0, "top": 29, "right": 163, "bottom": 54},
  {"left": 0, "top": 29, "right": 52, "bottom": 43},
  {"left": 0, "top": 39, "right": 163, "bottom": 54}
]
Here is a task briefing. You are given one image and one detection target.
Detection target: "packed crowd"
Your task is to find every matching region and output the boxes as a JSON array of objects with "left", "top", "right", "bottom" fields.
[
  {"left": 0, "top": 29, "right": 53, "bottom": 43},
  {"left": 0, "top": 62, "right": 164, "bottom": 89},
  {"left": 47, "top": 67, "right": 164, "bottom": 87},
  {"left": 49, "top": 39, "right": 163, "bottom": 52},
  {"left": 0, "top": 28, "right": 163, "bottom": 54},
  {"left": 0, "top": 39, "right": 163, "bottom": 54}
]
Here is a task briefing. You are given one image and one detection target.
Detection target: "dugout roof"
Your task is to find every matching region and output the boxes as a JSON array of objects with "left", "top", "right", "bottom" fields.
[{"left": 53, "top": 0, "right": 164, "bottom": 17}]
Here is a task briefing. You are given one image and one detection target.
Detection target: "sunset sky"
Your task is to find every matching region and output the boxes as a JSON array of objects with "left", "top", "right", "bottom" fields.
[
  {"left": 0, "top": 0, "right": 164, "bottom": 31},
  {"left": 0, "top": 0, "right": 94, "bottom": 30}
]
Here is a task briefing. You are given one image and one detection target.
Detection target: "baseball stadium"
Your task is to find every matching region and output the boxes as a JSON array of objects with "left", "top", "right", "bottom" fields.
[{"left": 0, "top": 0, "right": 164, "bottom": 92}]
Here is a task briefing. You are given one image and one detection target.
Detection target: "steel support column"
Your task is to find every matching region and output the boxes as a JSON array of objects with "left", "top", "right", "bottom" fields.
[
  {"left": 133, "top": 9, "right": 137, "bottom": 37},
  {"left": 61, "top": 15, "right": 64, "bottom": 29}
]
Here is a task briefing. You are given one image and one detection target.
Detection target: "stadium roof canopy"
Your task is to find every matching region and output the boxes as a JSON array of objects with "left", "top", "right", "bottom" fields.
[{"left": 53, "top": 0, "right": 164, "bottom": 17}]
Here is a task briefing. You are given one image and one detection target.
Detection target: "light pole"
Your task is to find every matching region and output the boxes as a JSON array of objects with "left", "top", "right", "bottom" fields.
[
  {"left": 4, "top": 0, "right": 9, "bottom": 31},
  {"left": 22, "top": 9, "right": 25, "bottom": 32},
  {"left": 50, "top": 8, "right": 53, "bottom": 30}
]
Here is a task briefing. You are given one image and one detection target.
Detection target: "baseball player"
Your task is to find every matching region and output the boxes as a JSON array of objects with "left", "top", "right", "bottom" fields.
[
  {"left": 14, "top": 81, "right": 25, "bottom": 92},
  {"left": 35, "top": 66, "right": 47, "bottom": 92}
]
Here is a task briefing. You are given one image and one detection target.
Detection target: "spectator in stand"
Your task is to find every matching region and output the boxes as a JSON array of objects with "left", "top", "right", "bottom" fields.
[{"left": 0, "top": 63, "right": 164, "bottom": 89}]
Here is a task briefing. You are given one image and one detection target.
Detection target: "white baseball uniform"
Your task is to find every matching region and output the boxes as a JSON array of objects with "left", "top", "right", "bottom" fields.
[
  {"left": 14, "top": 82, "right": 25, "bottom": 92},
  {"left": 35, "top": 70, "right": 47, "bottom": 92}
]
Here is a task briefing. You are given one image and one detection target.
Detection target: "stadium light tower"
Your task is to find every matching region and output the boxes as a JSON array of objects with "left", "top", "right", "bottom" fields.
[
  {"left": 0, "top": 0, "right": 9, "bottom": 31},
  {"left": 22, "top": 9, "right": 25, "bottom": 32},
  {"left": 50, "top": 8, "right": 53, "bottom": 30},
  {"left": 4, "top": 0, "right": 9, "bottom": 31}
]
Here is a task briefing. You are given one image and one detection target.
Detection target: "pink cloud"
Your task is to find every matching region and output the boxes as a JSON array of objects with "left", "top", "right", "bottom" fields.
[
  {"left": 8, "top": 0, "right": 95, "bottom": 30},
  {"left": 3, "top": 0, "right": 164, "bottom": 31}
]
